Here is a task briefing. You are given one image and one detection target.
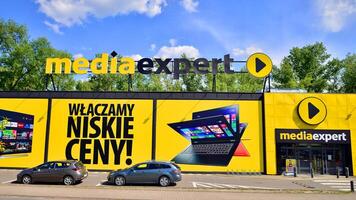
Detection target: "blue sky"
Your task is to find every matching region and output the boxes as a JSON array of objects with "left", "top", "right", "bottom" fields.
[{"left": 0, "top": 0, "right": 355, "bottom": 65}]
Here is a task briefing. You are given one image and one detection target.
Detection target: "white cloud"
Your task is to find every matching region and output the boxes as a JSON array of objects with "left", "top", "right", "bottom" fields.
[
  {"left": 150, "top": 43, "right": 156, "bottom": 51},
  {"left": 155, "top": 45, "right": 200, "bottom": 59},
  {"left": 232, "top": 46, "right": 263, "bottom": 57},
  {"left": 73, "top": 53, "right": 84, "bottom": 59},
  {"left": 37, "top": 0, "right": 167, "bottom": 28},
  {"left": 129, "top": 54, "right": 143, "bottom": 61},
  {"left": 316, "top": 0, "right": 356, "bottom": 32},
  {"left": 180, "top": 0, "right": 199, "bottom": 12},
  {"left": 44, "top": 21, "right": 63, "bottom": 34},
  {"left": 169, "top": 38, "right": 177, "bottom": 46}
]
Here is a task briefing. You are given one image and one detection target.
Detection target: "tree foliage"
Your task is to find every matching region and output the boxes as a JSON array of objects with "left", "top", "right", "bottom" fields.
[
  {"left": 341, "top": 54, "right": 356, "bottom": 93},
  {"left": 0, "top": 19, "right": 354, "bottom": 93},
  {"left": 0, "top": 19, "right": 75, "bottom": 91},
  {"left": 272, "top": 42, "right": 343, "bottom": 92}
]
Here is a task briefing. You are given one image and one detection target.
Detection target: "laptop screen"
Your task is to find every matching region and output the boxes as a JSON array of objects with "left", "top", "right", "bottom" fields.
[
  {"left": 168, "top": 115, "right": 237, "bottom": 142},
  {"left": 179, "top": 123, "right": 234, "bottom": 140},
  {"left": 192, "top": 105, "right": 239, "bottom": 133}
]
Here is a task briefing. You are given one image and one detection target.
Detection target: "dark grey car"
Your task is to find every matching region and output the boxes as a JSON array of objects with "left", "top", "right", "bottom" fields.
[
  {"left": 17, "top": 160, "right": 88, "bottom": 185},
  {"left": 107, "top": 161, "right": 182, "bottom": 187}
]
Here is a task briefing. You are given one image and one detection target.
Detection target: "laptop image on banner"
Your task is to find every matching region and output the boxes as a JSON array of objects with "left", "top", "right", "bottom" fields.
[
  {"left": 168, "top": 115, "right": 241, "bottom": 166},
  {"left": 192, "top": 105, "right": 249, "bottom": 156}
]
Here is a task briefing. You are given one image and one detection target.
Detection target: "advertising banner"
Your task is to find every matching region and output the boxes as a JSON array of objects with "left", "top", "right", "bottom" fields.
[
  {"left": 0, "top": 98, "right": 48, "bottom": 168},
  {"left": 285, "top": 159, "right": 296, "bottom": 174},
  {"left": 155, "top": 100, "right": 263, "bottom": 172},
  {"left": 48, "top": 99, "right": 153, "bottom": 170}
]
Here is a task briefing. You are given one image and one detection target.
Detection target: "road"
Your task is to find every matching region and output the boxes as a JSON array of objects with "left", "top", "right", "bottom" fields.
[{"left": 0, "top": 169, "right": 355, "bottom": 200}]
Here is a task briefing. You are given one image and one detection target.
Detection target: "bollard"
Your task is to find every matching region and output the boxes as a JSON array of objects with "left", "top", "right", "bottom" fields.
[
  {"left": 293, "top": 167, "right": 297, "bottom": 177},
  {"left": 351, "top": 181, "right": 354, "bottom": 192},
  {"left": 310, "top": 168, "right": 314, "bottom": 178},
  {"left": 345, "top": 167, "right": 349, "bottom": 178},
  {"left": 336, "top": 168, "right": 340, "bottom": 178}
]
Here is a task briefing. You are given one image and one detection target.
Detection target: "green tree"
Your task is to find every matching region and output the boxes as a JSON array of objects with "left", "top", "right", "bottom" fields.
[
  {"left": 236, "top": 71, "right": 264, "bottom": 92},
  {"left": 341, "top": 53, "right": 356, "bottom": 93},
  {"left": 85, "top": 53, "right": 129, "bottom": 91},
  {"left": 325, "top": 58, "right": 343, "bottom": 92},
  {"left": 75, "top": 80, "right": 92, "bottom": 91},
  {"left": 88, "top": 74, "right": 128, "bottom": 91},
  {"left": 272, "top": 42, "right": 340, "bottom": 92},
  {"left": 205, "top": 63, "right": 264, "bottom": 93},
  {"left": 179, "top": 54, "right": 208, "bottom": 92},
  {"left": 0, "top": 19, "right": 75, "bottom": 91}
]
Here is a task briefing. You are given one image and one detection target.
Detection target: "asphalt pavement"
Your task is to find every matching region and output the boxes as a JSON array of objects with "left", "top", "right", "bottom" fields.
[{"left": 0, "top": 169, "right": 355, "bottom": 200}]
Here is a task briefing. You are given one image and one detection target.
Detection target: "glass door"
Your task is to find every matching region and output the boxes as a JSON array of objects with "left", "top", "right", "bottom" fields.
[
  {"left": 324, "top": 148, "right": 336, "bottom": 174},
  {"left": 296, "top": 147, "right": 310, "bottom": 174},
  {"left": 310, "top": 148, "right": 323, "bottom": 174}
]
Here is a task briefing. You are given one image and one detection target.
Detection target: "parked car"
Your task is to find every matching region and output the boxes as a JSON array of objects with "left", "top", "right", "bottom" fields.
[
  {"left": 17, "top": 160, "right": 88, "bottom": 185},
  {"left": 107, "top": 161, "right": 182, "bottom": 187}
]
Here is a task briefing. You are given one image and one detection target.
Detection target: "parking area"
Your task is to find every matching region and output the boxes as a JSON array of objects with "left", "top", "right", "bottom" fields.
[
  {"left": 0, "top": 169, "right": 355, "bottom": 192},
  {"left": 1, "top": 169, "right": 356, "bottom": 200}
]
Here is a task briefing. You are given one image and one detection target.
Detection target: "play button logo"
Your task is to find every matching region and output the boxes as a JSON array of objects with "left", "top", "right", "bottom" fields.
[
  {"left": 255, "top": 58, "right": 266, "bottom": 73},
  {"left": 308, "top": 102, "right": 320, "bottom": 119},
  {"left": 298, "top": 97, "right": 327, "bottom": 125},
  {"left": 246, "top": 53, "right": 272, "bottom": 78}
]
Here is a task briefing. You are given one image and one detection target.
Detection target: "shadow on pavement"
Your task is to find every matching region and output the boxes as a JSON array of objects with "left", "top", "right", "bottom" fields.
[
  {"left": 10, "top": 180, "right": 84, "bottom": 186},
  {"left": 100, "top": 181, "right": 177, "bottom": 187}
]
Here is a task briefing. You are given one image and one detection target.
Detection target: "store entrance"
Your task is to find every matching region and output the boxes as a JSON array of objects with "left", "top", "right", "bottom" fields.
[{"left": 277, "top": 143, "right": 352, "bottom": 175}]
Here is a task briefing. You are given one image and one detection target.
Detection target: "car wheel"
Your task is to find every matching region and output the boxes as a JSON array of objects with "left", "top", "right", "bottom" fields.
[
  {"left": 159, "top": 176, "right": 170, "bottom": 187},
  {"left": 22, "top": 175, "right": 32, "bottom": 184},
  {"left": 63, "top": 176, "right": 75, "bottom": 185},
  {"left": 114, "top": 176, "right": 126, "bottom": 186}
]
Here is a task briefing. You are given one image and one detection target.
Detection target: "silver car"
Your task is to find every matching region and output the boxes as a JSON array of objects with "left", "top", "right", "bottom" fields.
[
  {"left": 17, "top": 160, "right": 88, "bottom": 185},
  {"left": 107, "top": 161, "right": 182, "bottom": 187}
]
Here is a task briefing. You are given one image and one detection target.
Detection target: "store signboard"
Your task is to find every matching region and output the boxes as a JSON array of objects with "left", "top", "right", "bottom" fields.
[{"left": 275, "top": 129, "right": 351, "bottom": 144}]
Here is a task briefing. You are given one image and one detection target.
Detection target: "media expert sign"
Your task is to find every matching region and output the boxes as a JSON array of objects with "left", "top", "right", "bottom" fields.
[
  {"left": 48, "top": 99, "right": 153, "bottom": 170},
  {"left": 46, "top": 54, "right": 239, "bottom": 79},
  {"left": 45, "top": 53, "right": 237, "bottom": 79},
  {"left": 275, "top": 129, "right": 351, "bottom": 144}
]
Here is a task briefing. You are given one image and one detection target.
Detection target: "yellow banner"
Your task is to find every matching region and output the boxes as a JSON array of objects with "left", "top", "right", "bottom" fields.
[
  {"left": 155, "top": 100, "right": 263, "bottom": 172},
  {"left": 48, "top": 99, "right": 153, "bottom": 170}
]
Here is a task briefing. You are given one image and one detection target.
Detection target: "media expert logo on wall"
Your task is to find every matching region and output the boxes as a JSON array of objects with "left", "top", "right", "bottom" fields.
[
  {"left": 275, "top": 129, "right": 351, "bottom": 144},
  {"left": 48, "top": 99, "right": 153, "bottom": 170},
  {"left": 45, "top": 52, "right": 272, "bottom": 79},
  {"left": 297, "top": 97, "right": 327, "bottom": 125}
]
